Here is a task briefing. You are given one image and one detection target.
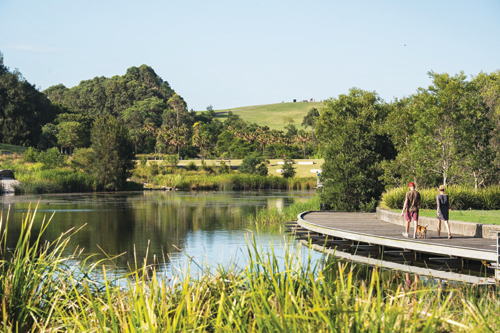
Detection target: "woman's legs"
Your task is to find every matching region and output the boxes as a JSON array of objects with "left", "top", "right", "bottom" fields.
[
  {"left": 444, "top": 220, "right": 451, "bottom": 238},
  {"left": 437, "top": 219, "right": 441, "bottom": 238}
]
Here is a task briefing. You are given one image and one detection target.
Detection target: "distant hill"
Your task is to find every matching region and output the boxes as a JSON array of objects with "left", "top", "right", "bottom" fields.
[
  {"left": 0, "top": 143, "right": 28, "bottom": 154},
  {"left": 206, "top": 102, "right": 324, "bottom": 130}
]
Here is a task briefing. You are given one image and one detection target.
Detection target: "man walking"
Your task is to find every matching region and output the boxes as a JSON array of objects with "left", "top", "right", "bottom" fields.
[{"left": 401, "top": 182, "right": 421, "bottom": 238}]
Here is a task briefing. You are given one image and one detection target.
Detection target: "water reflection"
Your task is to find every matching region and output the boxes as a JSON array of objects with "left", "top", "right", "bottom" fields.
[{"left": 0, "top": 190, "right": 314, "bottom": 273}]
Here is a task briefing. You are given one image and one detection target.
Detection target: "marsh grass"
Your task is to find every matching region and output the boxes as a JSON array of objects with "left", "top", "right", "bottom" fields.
[
  {"left": 3, "top": 206, "right": 500, "bottom": 331},
  {"left": 249, "top": 195, "right": 321, "bottom": 224},
  {"left": 150, "top": 173, "right": 316, "bottom": 191}
]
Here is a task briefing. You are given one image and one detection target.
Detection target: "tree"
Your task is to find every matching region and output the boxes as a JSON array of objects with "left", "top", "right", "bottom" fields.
[
  {"left": 239, "top": 152, "right": 267, "bottom": 175},
  {"left": 281, "top": 158, "right": 296, "bottom": 178},
  {"left": 316, "top": 88, "right": 393, "bottom": 211},
  {"left": 0, "top": 63, "right": 59, "bottom": 146},
  {"left": 302, "top": 108, "right": 320, "bottom": 142},
  {"left": 0, "top": 51, "right": 7, "bottom": 75},
  {"left": 56, "top": 113, "right": 92, "bottom": 154},
  {"left": 122, "top": 97, "right": 167, "bottom": 153},
  {"left": 167, "top": 93, "right": 188, "bottom": 128},
  {"left": 295, "top": 130, "right": 311, "bottom": 159},
  {"left": 91, "top": 116, "right": 135, "bottom": 190}
]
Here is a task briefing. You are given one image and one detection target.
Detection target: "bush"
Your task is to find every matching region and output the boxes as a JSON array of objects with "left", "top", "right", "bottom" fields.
[
  {"left": 239, "top": 152, "right": 266, "bottom": 175},
  {"left": 281, "top": 159, "right": 296, "bottom": 178},
  {"left": 166, "top": 154, "right": 179, "bottom": 167},
  {"left": 37, "top": 147, "right": 65, "bottom": 168},
  {"left": 148, "top": 162, "right": 159, "bottom": 177},
  {"left": 201, "top": 160, "right": 214, "bottom": 174},
  {"left": 186, "top": 161, "right": 198, "bottom": 171},
  {"left": 217, "top": 161, "right": 230, "bottom": 174},
  {"left": 256, "top": 163, "right": 268, "bottom": 176},
  {"left": 70, "top": 148, "right": 94, "bottom": 172},
  {"left": 23, "top": 147, "right": 39, "bottom": 163}
]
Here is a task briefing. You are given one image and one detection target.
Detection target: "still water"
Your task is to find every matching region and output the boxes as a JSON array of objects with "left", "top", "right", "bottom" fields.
[{"left": 0, "top": 190, "right": 317, "bottom": 275}]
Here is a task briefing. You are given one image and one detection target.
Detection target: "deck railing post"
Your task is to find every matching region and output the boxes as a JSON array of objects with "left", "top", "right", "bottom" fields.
[{"left": 497, "top": 232, "right": 500, "bottom": 280}]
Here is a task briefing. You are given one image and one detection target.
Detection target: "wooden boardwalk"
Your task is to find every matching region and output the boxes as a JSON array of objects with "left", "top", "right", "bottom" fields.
[{"left": 296, "top": 211, "right": 499, "bottom": 284}]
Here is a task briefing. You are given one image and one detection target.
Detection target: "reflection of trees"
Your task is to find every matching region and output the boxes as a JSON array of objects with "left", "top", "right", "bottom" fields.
[{"left": 1, "top": 191, "right": 282, "bottom": 269}]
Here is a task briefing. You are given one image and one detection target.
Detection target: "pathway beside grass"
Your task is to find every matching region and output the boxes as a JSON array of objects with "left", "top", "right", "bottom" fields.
[{"left": 393, "top": 209, "right": 500, "bottom": 225}]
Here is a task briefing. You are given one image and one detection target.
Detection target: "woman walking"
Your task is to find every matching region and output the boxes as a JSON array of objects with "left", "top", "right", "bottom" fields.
[{"left": 437, "top": 185, "right": 452, "bottom": 239}]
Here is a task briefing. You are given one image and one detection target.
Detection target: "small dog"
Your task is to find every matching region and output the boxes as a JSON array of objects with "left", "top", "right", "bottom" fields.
[{"left": 416, "top": 224, "right": 428, "bottom": 239}]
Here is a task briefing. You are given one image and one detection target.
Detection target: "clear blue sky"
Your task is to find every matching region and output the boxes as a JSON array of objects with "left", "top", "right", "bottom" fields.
[{"left": 1, "top": 0, "right": 499, "bottom": 110}]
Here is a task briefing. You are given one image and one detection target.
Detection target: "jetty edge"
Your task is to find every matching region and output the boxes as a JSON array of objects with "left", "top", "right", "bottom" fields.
[{"left": 293, "top": 210, "right": 500, "bottom": 284}]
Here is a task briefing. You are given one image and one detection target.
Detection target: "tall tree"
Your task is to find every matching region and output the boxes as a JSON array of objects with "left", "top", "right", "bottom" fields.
[
  {"left": 0, "top": 63, "right": 59, "bottom": 146},
  {"left": 91, "top": 116, "right": 135, "bottom": 190},
  {"left": 316, "top": 88, "right": 393, "bottom": 211},
  {"left": 302, "top": 107, "right": 320, "bottom": 142}
]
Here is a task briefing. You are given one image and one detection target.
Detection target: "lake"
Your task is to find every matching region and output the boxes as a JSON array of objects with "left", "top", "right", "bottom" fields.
[{"left": 0, "top": 190, "right": 317, "bottom": 276}]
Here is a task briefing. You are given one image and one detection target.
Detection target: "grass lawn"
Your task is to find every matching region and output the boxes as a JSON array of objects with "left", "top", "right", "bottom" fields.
[
  {"left": 200, "top": 102, "right": 324, "bottom": 131},
  {"left": 0, "top": 143, "right": 28, "bottom": 154},
  {"left": 393, "top": 209, "right": 500, "bottom": 225},
  {"left": 162, "top": 158, "right": 324, "bottom": 178}
]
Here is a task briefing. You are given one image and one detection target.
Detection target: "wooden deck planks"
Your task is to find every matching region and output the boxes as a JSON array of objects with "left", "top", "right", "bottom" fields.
[{"left": 299, "top": 211, "right": 497, "bottom": 261}]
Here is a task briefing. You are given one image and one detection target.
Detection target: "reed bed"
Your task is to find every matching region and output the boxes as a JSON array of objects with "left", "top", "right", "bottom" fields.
[
  {"left": 249, "top": 195, "right": 322, "bottom": 224},
  {"left": 381, "top": 185, "right": 500, "bottom": 210},
  {"left": 3, "top": 163, "right": 96, "bottom": 194},
  {"left": 150, "top": 173, "right": 317, "bottom": 191},
  {"left": 3, "top": 206, "right": 500, "bottom": 331}
]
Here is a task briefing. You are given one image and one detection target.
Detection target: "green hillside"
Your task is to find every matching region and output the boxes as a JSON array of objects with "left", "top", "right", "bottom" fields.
[
  {"left": 0, "top": 143, "right": 29, "bottom": 154},
  {"left": 209, "top": 102, "right": 324, "bottom": 130}
]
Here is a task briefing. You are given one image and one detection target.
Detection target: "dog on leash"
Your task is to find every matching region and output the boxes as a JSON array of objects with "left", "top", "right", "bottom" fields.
[{"left": 416, "top": 224, "right": 428, "bottom": 239}]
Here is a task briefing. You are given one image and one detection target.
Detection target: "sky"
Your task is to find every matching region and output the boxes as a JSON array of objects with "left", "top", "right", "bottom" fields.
[{"left": 0, "top": 0, "right": 499, "bottom": 111}]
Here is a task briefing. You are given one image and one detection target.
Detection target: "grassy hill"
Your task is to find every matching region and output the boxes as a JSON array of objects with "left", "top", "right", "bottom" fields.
[
  {"left": 205, "top": 102, "right": 324, "bottom": 130},
  {"left": 0, "top": 143, "right": 28, "bottom": 154}
]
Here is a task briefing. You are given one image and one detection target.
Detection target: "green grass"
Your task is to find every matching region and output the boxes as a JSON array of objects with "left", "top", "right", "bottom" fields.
[
  {"left": 205, "top": 102, "right": 324, "bottom": 130},
  {"left": 0, "top": 143, "right": 29, "bottom": 154}
]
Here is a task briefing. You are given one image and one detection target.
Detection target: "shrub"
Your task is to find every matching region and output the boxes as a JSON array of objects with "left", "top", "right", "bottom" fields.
[
  {"left": 281, "top": 158, "right": 296, "bottom": 178},
  {"left": 186, "top": 161, "right": 198, "bottom": 171},
  {"left": 256, "top": 163, "right": 268, "bottom": 176},
  {"left": 166, "top": 154, "right": 179, "bottom": 167},
  {"left": 217, "top": 161, "right": 231, "bottom": 174},
  {"left": 23, "top": 147, "right": 39, "bottom": 163},
  {"left": 201, "top": 160, "right": 214, "bottom": 173},
  {"left": 239, "top": 152, "right": 266, "bottom": 174},
  {"left": 70, "top": 148, "right": 94, "bottom": 172},
  {"left": 37, "top": 147, "right": 65, "bottom": 168}
]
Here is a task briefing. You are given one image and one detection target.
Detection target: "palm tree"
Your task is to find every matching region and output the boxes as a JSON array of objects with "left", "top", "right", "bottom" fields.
[{"left": 295, "top": 130, "right": 311, "bottom": 159}]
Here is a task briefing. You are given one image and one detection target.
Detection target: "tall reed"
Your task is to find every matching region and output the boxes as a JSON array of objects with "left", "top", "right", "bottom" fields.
[
  {"left": 151, "top": 173, "right": 316, "bottom": 191},
  {"left": 248, "top": 195, "right": 321, "bottom": 224},
  {"left": 3, "top": 207, "right": 500, "bottom": 331}
]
